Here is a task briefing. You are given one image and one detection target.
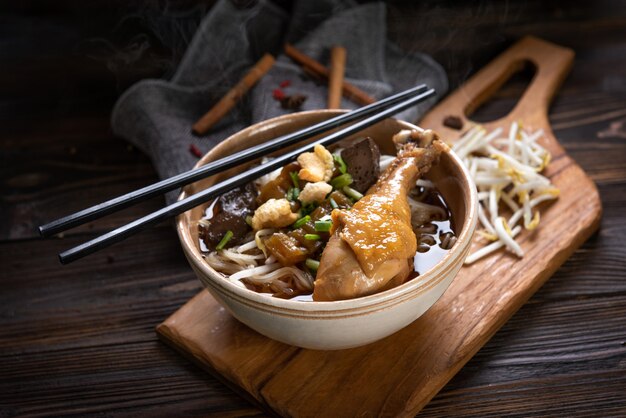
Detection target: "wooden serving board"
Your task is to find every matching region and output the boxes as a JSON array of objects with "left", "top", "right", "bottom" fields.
[{"left": 157, "top": 37, "right": 602, "bottom": 417}]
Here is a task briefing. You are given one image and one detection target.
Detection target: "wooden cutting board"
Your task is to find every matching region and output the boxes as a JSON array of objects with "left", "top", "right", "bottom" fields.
[{"left": 156, "top": 36, "right": 601, "bottom": 417}]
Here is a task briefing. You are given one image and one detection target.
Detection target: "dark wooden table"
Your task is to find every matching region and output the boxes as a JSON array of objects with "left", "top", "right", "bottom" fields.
[{"left": 2, "top": 1, "right": 625, "bottom": 416}]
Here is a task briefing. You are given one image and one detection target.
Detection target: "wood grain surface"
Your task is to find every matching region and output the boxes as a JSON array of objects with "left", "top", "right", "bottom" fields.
[{"left": 2, "top": 1, "right": 626, "bottom": 417}]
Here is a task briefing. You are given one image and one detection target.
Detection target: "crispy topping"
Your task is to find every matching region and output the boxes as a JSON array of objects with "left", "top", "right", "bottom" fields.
[
  {"left": 297, "top": 144, "right": 334, "bottom": 182},
  {"left": 251, "top": 198, "right": 298, "bottom": 230},
  {"left": 298, "top": 181, "right": 333, "bottom": 204}
]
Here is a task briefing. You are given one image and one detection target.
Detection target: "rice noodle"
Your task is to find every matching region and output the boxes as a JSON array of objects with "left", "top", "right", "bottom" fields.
[
  {"left": 236, "top": 239, "right": 259, "bottom": 253},
  {"left": 379, "top": 154, "right": 396, "bottom": 172},
  {"left": 205, "top": 252, "right": 244, "bottom": 275},
  {"left": 204, "top": 232, "right": 315, "bottom": 294},
  {"left": 254, "top": 228, "right": 275, "bottom": 257},
  {"left": 220, "top": 249, "right": 265, "bottom": 266},
  {"left": 230, "top": 263, "right": 283, "bottom": 281},
  {"left": 245, "top": 267, "right": 314, "bottom": 290}
]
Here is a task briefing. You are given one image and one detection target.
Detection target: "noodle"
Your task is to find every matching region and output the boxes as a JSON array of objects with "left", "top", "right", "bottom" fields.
[
  {"left": 204, "top": 235, "right": 314, "bottom": 296},
  {"left": 230, "top": 263, "right": 283, "bottom": 281}
]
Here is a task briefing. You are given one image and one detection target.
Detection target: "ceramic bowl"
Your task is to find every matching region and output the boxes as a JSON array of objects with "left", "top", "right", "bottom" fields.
[{"left": 177, "top": 110, "right": 477, "bottom": 350}]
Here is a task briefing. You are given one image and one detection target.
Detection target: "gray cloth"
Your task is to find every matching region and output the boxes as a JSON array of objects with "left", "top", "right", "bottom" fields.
[{"left": 111, "top": 0, "right": 448, "bottom": 203}]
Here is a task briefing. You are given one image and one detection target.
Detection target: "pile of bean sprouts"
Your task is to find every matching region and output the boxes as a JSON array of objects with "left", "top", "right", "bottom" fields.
[{"left": 452, "top": 122, "right": 560, "bottom": 264}]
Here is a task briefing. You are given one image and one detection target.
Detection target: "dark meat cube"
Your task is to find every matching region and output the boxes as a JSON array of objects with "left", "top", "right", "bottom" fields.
[
  {"left": 218, "top": 182, "right": 257, "bottom": 215},
  {"left": 340, "top": 137, "right": 380, "bottom": 193},
  {"left": 200, "top": 212, "right": 249, "bottom": 251},
  {"left": 200, "top": 183, "right": 257, "bottom": 250}
]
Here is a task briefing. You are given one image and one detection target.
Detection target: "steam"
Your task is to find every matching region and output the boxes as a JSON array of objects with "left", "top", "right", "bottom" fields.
[{"left": 77, "top": 1, "right": 209, "bottom": 88}]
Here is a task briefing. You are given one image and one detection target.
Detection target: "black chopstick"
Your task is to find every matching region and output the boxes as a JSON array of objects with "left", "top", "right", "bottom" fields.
[
  {"left": 38, "top": 85, "right": 429, "bottom": 238},
  {"left": 57, "top": 88, "right": 435, "bottom": 264}
]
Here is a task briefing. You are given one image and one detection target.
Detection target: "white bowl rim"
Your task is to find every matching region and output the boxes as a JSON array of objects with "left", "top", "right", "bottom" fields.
[{"left": 177, "top": 110, "right": 478, "bottom": 314}]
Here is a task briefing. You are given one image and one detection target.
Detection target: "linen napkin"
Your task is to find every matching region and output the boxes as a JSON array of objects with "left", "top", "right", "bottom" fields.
[{"left": 111, "top": 0, "right": 448, "bottom": 202}]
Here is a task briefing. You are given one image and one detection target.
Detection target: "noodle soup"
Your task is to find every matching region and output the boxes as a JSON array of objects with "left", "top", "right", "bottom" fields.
[
  {"left": 177, "top": 110, "right": 478, "bottom": 349},
  {"left": 198, "top": 129, "right": 457, "bottom": 302}
]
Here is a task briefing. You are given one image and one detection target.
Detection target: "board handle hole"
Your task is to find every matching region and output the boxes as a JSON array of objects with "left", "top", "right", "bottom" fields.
[{"left": 464, "top": 59, "right": 537, "bottom": 123}]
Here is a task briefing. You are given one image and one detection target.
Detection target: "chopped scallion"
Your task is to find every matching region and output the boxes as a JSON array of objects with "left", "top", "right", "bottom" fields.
[
  {"left": 286, "top": 187, "right": 299, "bottom": 201},
  {"left": 329, "top": 197, "right": 338, "bottom": 209},
  {"left": 314, "top": 220, "right": 332, "bottom": 232},
  {"left": 292, "top": 215, "right": 311, "bottom": 229},
  {"left": 305, "top": 258, "right": 320, "bottom": 271},
  {"left": 333, "top": 154, "right": 347, "bottom": 174},
  {"left": 245, "top": 215, "right": 253, "bottom": 227},
  {"left": 300, "top": 202, "right": 317, "bottom": 216},
  {"left": 304, "top": 233, "right": 321, "bottom": 240},
  {"left": 330, "top": 173, "right": 353, "bottom": 189},
  {"left": 215, "top": 230, "right": 234, "bottom": 250},
  {"left": 289, "top": 171, "right": 300, "bottom": 188},
  {"left": 342, "top": 186, "right": 363, "bottom": 201}
]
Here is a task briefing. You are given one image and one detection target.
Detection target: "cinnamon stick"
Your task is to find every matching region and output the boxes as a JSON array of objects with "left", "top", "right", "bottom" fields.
[
  {"left": 327, "top": 46, "right": 346, "bottom": 108},
  {"left": 284, "top": 44, "right": 376, "bottom": 106},
  {"left": 192, "top": 53, "right": 275, "bottom": 135},
  {"left": 301, "top": 66, "right": 325, "bottom": 84}
]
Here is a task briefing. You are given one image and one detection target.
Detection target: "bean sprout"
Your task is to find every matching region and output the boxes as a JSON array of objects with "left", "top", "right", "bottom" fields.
[{"left": 453, "top": 122, "right": 559, "bottom": 264}]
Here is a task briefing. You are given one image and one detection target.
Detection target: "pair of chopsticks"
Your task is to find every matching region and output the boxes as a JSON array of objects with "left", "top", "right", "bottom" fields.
[{"left": 40, "top": 85, "right": 435, "bottom": 264}]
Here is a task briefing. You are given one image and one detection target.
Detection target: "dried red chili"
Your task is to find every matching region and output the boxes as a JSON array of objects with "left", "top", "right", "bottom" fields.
[
  {"left": 189, "top": 144, "right": 203, "bottom": 158},
  {"left": 272, "top": 88, "right": 286, "bottom": 101}
]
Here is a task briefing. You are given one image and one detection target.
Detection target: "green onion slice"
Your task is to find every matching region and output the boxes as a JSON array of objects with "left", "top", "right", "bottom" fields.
[
  {"left": 330, "top": 173, "right": 353, "bottom": 189},
  {"left": 304, "top": 233, "right": 321, "bottom": 240},
  {"left": 314, "top": 220, "right": 332, "bottom": 232},
  {"left": 305, "top": 258, "right": 320, "bottom": 271},
  {"left": 286, "top": 187, "right": 300, "bottom": 201},
  {"left": 289, "top": 171, "right": 300, "bottom": 188},
  {"left": 300, "top": 202, "right": 317, "bottom": 216},
  {"left": 329, "top": 197, "right": 338, "bottom": 209},
  {"left": 342, "top": 186, "right": 364, "bottom": 201},
  {"left": 292, "top": 215, "right": 311, "bottom": 229},
  {"left": 333, "top": 154, "right": 347, "bottom": 174},
  {"left": 215, "top": 230, "right": 234, "bottom": 250}
]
